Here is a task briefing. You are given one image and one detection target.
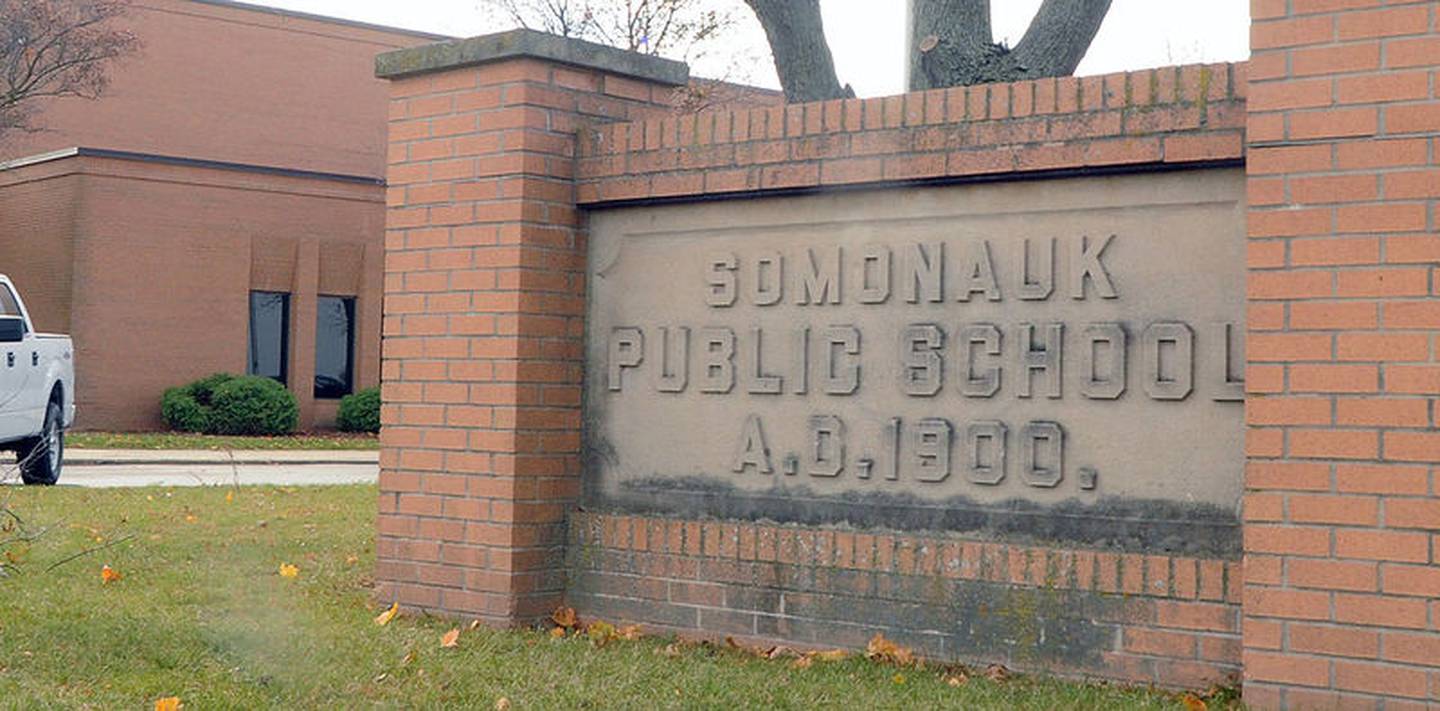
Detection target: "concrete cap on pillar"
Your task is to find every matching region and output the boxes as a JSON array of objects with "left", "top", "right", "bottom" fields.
[{"left": 375, "top": 27, "right": 690, "bottom": 85}]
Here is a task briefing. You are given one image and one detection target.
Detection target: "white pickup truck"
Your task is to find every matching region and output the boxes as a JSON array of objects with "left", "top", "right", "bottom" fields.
[{"left": 0, "top": 276, "right": 75, "bottom": 485}]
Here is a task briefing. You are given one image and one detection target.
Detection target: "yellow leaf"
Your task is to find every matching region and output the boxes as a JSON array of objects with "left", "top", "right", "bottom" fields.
[
  {"left": 944, "top": 671, "right": 969, "bottom": 686},
  {"left": 892, "top": 673, "right": 906, "bottom": 684},
  {"left": 345, "top": 555, "right": 359, "bottom": 566},
  {"left": 549, "top": 627, "right": 566, "bottom": 639},
  {"left": 278, "top": 563, "right": 299, "bottom": 579},
  {"left": 813, "top": 649, "right": 849, "bottom": 662},
  {"left": 374, "top": 602, "right": 399, "bottom": 626},
  {"left": 791, "top": 656, "right": 813, "bottom": 670},
  {"left": 551, "top": 605, "right": 578, "bottom": 629},
  {"left": 100, "top": 565, "right": 122, "bottom": 585},
  {"left": 154, "top": 698, "right": 182, "bottom": 711},
  {"left": 619, "top": 624, "right": 643, "bottom": 640},
  {"left": 184, "top": 514, "right": 198, "bottom": 524},
  {"left": 865, "top": 633, "right": 915, "bottom": 666},
  {"left": 440, "top": 628, "right": 460, "bottom": 648},
  {"left": 586, "top": 620, "right": 617, "bottom": 647},
  {"left": 984, "top": 664, "right": 1011, "bottom": 682},
  {"left": 1181, "top": 693, "right": 1208, "bottom": 711},
  {"left": 494, "top": 698, "right": 511, "bottom": 711},
  {"left": 225, "top": 491, "right": 234, "bottom": 503}
]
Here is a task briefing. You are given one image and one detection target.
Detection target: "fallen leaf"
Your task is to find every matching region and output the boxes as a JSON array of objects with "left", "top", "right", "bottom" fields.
[
  {"left": 813, "top": 649, "right": 849, "bottom": 662},
  {"left": 659, "top": 643, "right": 681, "bottom": 658},
  {"left": 551, "top": 606, "right": 578, "bottom": 629},
  {"left": 791, "top": 656, "right": 813, "bottom": 669},
  {"left": 374, "top": 602, "right": 399, "bottom": 626},
  {"left": 549, "top": 627, "right": 566, "bottom": 639},
  {"left": 372, "top": 673, "right": 388, "bottom": 683},
  {"left": 225, "top": 491, "right": 234, "bottom": 503},
  {"left": 100, "top": 565, "right": 122, "bottom": 585},
  {"left": 984, "top": 664, "right": 1011, "bottom": 682},
  {"left": 619, "top": 624, "right": 643, "bottom": 641},
  {"left": 892, "top": 673, "right": 907, "bottom": 684},
  {"left": 440, "top": 628, "right": 460, "bottom": 648},
  {"left": 278, "top": 563, "right": 299, "bottom": 579},
  {"left": 345, "top": 555, "right": 359, "bottom": 566},
  {"left": 494, "top": 698, "right": 510, "bottom": 711},
  {"left": 154, "top": 698, "right": 182, "bottom": 711},
  {"left": 1181, "top": 693, "right": 1208, "bottom": 711},
  {"left": 586, "top": 620, "right": 617, "bottom": 647},
  {"left": 468, "top": 620, "right": 483, "bottom": 631},
  {"left": 184, "top": 514, "right": 198, "bottom": 524},
  {"left": 944, "top": 671, "right": 969, "bottom": 687},
  {"left": 401, "top": 650, "right": 416, "bottom": 665},
  {"left": 865, "top": 633, "right": 915, "bottom": 667}
]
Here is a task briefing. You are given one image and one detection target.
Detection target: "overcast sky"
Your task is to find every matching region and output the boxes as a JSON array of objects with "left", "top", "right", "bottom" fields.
[{"left": 258, "top": 0, "right": 1251, "bottom": 97}]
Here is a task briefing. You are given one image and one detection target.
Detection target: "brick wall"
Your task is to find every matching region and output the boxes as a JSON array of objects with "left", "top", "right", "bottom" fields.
[
  {"left": 1244, "top": 1, "right": 1440, "bottom": 708},
  {"left": 375, "top": 33, "right": 688, "bottom": 624},
  {"left": 377, "top": 17, "right": 1438, "bottom": 703},
  {"left": 577, "top": 63, "right": 1245, "bottom": 203},
  {"left": 571, "top": 512, "right": 1242, "bottom": 687}
]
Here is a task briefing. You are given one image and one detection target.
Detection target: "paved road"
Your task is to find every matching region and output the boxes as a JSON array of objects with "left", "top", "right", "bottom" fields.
[{"left": 1, "top": 449, "right": 379, "bottom": 488}]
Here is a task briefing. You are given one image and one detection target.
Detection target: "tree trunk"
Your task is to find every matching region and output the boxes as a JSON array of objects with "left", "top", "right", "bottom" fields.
[
  {"left": 743, "top": 0, "right": 851, "bottom": 103},
  {"left": 908, "top": 0, "right": 1112, "bottom": 90}
]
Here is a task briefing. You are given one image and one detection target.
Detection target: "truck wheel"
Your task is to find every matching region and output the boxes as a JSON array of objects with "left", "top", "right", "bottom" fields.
[{"left": 19, "top": 401, "right": 63, "bottom": 486}]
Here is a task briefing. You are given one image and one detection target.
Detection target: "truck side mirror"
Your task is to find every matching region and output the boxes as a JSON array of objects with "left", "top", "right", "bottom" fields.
[{"left": 0, "top": 316, "right": 24, "bottom": 343}]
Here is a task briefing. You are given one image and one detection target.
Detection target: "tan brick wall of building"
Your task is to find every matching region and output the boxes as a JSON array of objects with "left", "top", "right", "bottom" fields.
[
  {"left": 0, "top": 165, "right": 78, "bottom": 333},
  {"left": 0, "top": 0, "right": 435, "bottom": 430},
  {"left": 0, "top": 0, "right": 435, "bottom": 174}
]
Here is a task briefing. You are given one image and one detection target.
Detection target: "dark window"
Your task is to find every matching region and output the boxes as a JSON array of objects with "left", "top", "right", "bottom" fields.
[
  {"left": 0, "top": 286, "right": 18, "bottom": 316},
  {"left": 314, "top": 295, "right": 355, "bottom": 399},
  {"left": 248, "top": 291, "right": 289, "bottom": 384}
]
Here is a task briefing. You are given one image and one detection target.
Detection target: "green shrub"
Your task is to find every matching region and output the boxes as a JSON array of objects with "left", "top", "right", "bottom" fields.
[
  {"left": 208, "top": 376, "right": 299, "bottom": 436},
  {"left": 160, "top": 386, "right": 209, "bottom": 432},
  {"left": 160, "top": 373, "right": 296, "bottom": 436},
  {"left": 161, "top": 372, "right": 236, "bottom": 432},
  {"left": 336, "top": 387, "right": 381, "bottom": 433}
]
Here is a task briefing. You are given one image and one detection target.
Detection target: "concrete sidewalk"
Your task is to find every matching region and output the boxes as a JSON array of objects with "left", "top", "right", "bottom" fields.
[
  {"left": 62, "top": 449, "right": 379, "bottom": 466},
  {"left": 0, "top": 448, "right": 380, "bottom": 488},
  {"left": 0, "top": 448, "right": 378, "bottom": 466},
  {"left": 57, "top": 462, "right": 378, "bottom": 488}
]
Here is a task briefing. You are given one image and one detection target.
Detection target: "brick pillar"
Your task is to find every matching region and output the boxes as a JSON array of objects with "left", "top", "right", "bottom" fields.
[
  {"left": 372, "top": 30, "right": 685, "bottom": 624},
  {"left": 1245, "top": 2, "right": 1439, "bottom": 707}
]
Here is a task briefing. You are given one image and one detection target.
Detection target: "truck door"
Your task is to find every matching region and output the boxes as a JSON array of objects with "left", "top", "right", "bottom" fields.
[{"left": 0, "top": 284, "right": 32, "bottom": 441}]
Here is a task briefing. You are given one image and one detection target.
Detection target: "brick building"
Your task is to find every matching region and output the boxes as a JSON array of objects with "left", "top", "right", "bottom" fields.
[{"left": 0, "top": 0, "right": 443, "bottom": 430}]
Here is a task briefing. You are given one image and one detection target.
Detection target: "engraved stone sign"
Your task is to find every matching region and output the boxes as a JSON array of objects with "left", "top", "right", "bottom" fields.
[{"left": 584, "top": 170, "right": 1245, "bottom": 554}]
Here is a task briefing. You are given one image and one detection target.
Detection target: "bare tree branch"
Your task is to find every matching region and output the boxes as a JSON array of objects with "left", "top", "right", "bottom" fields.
[{"left": 0, "top": 0, "right": 139, "bottom": 141}]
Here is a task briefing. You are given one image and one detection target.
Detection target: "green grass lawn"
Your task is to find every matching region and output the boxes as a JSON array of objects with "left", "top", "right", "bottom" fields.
[
  {"left": 67, "top": 431, "right": 380, "bottom": 451},
  {"left": 0, "top": 485, "right": 1218, "bottom": 709}
]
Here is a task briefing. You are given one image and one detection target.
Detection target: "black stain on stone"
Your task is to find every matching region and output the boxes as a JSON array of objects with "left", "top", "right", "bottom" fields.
[{"left": 588, "top": 475, "right": 1238, "bottom": 556}]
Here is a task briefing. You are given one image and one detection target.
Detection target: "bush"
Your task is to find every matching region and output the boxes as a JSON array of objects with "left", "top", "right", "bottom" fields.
[
  {"left": 161, "top": 372, "right": 236, "bottom": 433},
  {"left": 160, "top": 373, "right": 297, "bottom": 436},
  {"left": 336, "top": 387, "right": 381, "bottom": 434},
  {"left": 208, "top": 376, "right": 299, "bottom": 436}
]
